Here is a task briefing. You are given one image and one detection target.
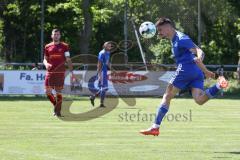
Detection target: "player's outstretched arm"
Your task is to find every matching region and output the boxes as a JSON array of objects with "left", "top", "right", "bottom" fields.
[
  {"left": 190, "top": 48, "right": 215, "bottom": 79},
  {"left": 66, "top": 57, "right": 73, "bottom": 72},
  {"left": 194, "top": 57, "right": 215, "bottom": 79},
  {"left": 66, "top": 57, "right": 77, "bottom": 82}
]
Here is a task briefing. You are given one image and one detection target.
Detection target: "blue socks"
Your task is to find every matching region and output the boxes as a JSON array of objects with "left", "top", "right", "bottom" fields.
[
  {"left": 100, "top": 89, "right": 106, "bottom": 104},
  {"left": 205, "top": 84, "right": 220, "bottom": 98},
  {"left": 154, "top": 104, "right": 169, "bottom": 126}
]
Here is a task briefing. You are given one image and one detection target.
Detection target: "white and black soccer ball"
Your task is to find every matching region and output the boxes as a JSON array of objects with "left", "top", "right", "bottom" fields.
[{"left": 139, "top": 21, "right": 156, "bottom": 39}]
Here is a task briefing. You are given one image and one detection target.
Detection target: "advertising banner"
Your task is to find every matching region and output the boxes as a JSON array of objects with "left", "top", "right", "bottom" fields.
[{"left": 0, "top": 70, "right": 174, "bottom": 96}]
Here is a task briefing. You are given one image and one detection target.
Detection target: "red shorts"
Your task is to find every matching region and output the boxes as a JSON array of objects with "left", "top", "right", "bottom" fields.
[{"left": 45, "top": 72, "right": 65, "bottom": 90}]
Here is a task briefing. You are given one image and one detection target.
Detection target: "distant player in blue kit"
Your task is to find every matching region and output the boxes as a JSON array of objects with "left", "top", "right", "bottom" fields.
[
  {"left": 89, "top": 42, "right": 112, "bottom": 108},
  {"left": 140, "top": 17, "right": 228, "bottom": 136}
]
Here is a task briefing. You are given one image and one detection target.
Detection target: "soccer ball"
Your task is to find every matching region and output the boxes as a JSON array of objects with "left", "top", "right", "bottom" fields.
[{"left": 139, "top": 21, "right": 156, "bottom": 39}]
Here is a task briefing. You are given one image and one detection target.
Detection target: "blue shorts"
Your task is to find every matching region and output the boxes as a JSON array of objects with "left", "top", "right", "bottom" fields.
[{"left": 169, "top": 63, "right": 204, "bottom": 90}]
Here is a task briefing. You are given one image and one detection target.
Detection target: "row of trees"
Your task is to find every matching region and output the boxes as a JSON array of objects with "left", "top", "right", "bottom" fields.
[{"left": 0, "top": 0, "right": 239, "bottom": 64}]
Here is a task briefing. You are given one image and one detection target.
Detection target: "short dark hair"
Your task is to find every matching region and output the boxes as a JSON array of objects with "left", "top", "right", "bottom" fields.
[
  {"left": 155, "top": 17, "right": 174, "bottom": 27},
  {"left": 52, "top": 28, "right": 60, "bottom": 34},
  {"left": 102, "top": 41, "right": 111, "bottom": 49}
]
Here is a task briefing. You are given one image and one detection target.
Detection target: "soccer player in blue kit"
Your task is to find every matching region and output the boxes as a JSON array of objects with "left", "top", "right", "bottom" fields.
[
  {"left": 140, "top": 17, "right": 228, "bottom": 136},
  {"left": 90, "top": 42, "right": 112, "bottom": 108}
]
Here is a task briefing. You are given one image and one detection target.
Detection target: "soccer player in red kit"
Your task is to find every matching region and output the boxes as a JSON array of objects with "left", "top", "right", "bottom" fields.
[{"left": 43, "top": 29, "right": 74, "bottom": 117}]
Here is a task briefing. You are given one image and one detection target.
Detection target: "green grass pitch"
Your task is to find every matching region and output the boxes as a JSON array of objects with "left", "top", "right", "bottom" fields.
[{"left": 0, "top": 97, "right": 239, "bottom": 160}]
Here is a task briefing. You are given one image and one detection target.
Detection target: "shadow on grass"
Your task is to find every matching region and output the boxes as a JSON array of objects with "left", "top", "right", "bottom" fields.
[
  {"left": 214, "top": 151, "right": 240, "bottom": 155},
  {"left": 212, "top": 151, "right": 240, "bottom": 159}
]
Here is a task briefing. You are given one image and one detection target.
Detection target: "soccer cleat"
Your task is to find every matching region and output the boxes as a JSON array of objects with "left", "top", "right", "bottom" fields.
[
  {"left": 89, "top": 95, "right": 95, "bottom": 106},
  {"left": 53, "top": 107, "right": 63, "bottom": 117},
  {"left": 99, "top": 104, "right": 106, "bottom": 108},
  {"left": 217, "top": 76, "right": 228, "bottom": 89},
  {"left": 53, "top": 112, "right": 64, "bottom": 117},
  {"left": 140, "top": 127, "right": 160, "bottom": 136}
]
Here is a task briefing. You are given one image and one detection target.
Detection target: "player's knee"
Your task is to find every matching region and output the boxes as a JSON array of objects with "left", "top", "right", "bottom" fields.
[
  {"left": 45, "top": 88, "right": 52, "bottom": 94},
  {"left": 55, "top": 89, "right": 62, "bottom": 94},
  {"left": 163, "top": 92, "right": 174, "bottom": 102},
  {"left": 194, "top": 98, "right": 204, "bottom": 105}
]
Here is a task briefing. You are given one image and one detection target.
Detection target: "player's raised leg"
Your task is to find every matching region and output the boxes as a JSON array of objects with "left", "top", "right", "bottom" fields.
[
  {"left": 192, "top": 76, "right": 228, "bottom": 105},
  {"left": 140, "top": 84, "right": 180, "bottom": 136}
]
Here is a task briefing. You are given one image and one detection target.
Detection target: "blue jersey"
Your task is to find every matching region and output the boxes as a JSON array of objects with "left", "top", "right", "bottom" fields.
[
  {"left": 170, "top": 31, "right": 204, "bottom": 90},
  {"left": 98, "top": 49, "right": 110, "bottom": 73},
  {"left": 171, "top": 31, "right": 196, "bottom": 65}
]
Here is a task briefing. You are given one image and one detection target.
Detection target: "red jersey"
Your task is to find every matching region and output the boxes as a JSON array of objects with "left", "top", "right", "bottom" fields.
[{"left": 44, "top": 42, "right": 69, "bottom": 73}]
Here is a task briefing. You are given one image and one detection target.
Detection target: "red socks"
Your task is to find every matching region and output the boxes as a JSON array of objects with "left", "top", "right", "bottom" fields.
[
  {"left": 47, "top": 93, "right": 63, "bottom": 114},
  {"left": 47, "top": 93, "right": 56, "bottom": 106},
  {"left": 55, "top": 93, "right": 63, "bottom": 113}
]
